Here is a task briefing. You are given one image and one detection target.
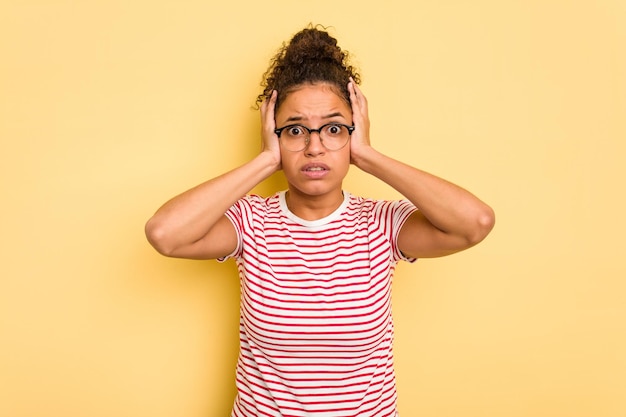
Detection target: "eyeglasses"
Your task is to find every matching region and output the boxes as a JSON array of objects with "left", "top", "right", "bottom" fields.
[{"left": 274, "top": 123, "right": 355, "bottom": 152}]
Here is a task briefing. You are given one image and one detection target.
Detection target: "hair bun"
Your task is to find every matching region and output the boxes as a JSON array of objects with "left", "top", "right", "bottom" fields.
[
  {"left": 256, "top": 25, "right": 361, "bottom": 108},
  {"left": 284, "top": 28, "right": 345, "bottom": 66}
]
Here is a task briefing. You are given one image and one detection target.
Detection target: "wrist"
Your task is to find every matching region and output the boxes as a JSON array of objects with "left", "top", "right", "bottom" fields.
[
  {"left": 351, "top": 144, "right": 380, "bottom": 173},
  {"left": 257, "top": 149, "right": 281, "bottom": 173}
]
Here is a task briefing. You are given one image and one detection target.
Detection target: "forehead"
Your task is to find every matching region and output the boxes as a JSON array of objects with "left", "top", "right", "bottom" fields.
[{"left": 275, "top": 83, "right": 351, "bottom": 123}]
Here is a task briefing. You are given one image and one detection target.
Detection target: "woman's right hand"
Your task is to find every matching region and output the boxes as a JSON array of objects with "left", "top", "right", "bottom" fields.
[{"left": 260, "top": 90, "right": 282, "bottom": 170}]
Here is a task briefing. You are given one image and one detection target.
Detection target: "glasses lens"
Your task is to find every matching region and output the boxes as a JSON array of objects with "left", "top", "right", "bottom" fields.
[
  {"left": 320, "top": 124, "right": 350, "bottom": 150},
  {"left": 280, "top": 125, "right": 308, "bottom": 151}
]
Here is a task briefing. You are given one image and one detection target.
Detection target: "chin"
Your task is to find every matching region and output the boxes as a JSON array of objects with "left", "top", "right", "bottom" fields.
[{"left": 289, "top": 181, "right": 341, "bottom": 197}]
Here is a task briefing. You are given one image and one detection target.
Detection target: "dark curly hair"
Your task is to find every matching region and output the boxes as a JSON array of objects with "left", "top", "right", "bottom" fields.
[{"left": 256, "top": 24, "right": 361, "bottom": 109}]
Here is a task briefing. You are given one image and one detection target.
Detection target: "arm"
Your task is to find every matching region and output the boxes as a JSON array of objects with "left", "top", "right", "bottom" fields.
[
  {"left": 145, "top": 91, "right": 281, "bottom": 260},
  {"left": 348, "top": 81, "right": 495, "bottom": 258}
]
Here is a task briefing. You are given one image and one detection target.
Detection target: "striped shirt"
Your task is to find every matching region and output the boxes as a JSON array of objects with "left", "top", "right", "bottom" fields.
[{"left": 220, "top": 191, "right": 417, "bottom": 417}]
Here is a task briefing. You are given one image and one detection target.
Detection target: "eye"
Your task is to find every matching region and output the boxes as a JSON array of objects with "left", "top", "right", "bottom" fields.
[
  {"left": 325, "top": 124, "right": 343, "bottom": 136},
  {"left": 286, "top": 125, "right": 306, "bottom": 137}
]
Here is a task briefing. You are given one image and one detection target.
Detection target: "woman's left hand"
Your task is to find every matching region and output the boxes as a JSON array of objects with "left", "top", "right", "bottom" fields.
[{"left": 348, "top": 78, "right": 373, "bottom": 167}]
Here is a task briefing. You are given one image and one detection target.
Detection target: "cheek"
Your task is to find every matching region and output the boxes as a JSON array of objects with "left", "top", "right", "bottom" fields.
[
  {"left": 333, "top": 149, "right": 352, "bottom": 175},
  {"left": 339, "top": 146, "right": 352, "bottom": 163},
  {"left": 280, "top": 152, "right": 299, "bottom": 175}
]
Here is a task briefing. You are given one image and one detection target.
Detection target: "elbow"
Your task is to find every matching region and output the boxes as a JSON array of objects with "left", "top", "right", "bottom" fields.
[
  {"left": 467, "top": 205, "right": 496, "bottom": 246},
  {"left": 145, "top": 218, "right": 177, "bottom": 257}
]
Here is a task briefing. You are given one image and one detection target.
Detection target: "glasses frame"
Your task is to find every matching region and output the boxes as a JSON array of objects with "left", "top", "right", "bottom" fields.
[{"left": 274, "top": 123, "right": 355, "bottom": 152}]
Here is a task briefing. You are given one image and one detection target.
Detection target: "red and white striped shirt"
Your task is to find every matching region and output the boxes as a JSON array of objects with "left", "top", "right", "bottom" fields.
[{"left": 221, "top": 191, "right": 417, "bottom": 417}]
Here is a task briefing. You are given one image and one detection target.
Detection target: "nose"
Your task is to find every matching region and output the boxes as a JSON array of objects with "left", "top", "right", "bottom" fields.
[{"left": 305, "top": 131, "right": 325, "bottom": 156}]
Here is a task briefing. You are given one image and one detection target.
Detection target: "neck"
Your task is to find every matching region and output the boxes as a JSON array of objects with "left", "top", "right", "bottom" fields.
[{"left": 285, "top": 189, "right": 344, "bottom": 220}]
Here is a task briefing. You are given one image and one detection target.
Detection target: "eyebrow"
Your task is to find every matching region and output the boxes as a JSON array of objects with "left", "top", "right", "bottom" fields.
[{"left": 285, "top": 112, "right": 346, "bottom": 123}]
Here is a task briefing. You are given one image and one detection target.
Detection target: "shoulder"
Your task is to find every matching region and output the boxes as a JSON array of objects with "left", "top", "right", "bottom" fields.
[
  {"left": 346, "top": 193, "right": 415, "bottom": 216},
  {"left": 226, "top": 193, "right": 283, "bottom": 228},
  {"left": 232, "top": 192, "right": 281, "bottom": 211}
]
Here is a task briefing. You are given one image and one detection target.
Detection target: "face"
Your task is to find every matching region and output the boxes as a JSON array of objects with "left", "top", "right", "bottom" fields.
[{"left": 275, "top": 83, "right": 353, "bottom": 201}]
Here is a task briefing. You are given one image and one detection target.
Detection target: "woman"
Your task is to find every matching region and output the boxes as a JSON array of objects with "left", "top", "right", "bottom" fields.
[{"left": 146, "top": 25, "right": 495, "bottom": 417}]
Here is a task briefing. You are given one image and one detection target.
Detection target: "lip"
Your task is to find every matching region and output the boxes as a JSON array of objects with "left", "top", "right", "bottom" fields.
[{"left": 301, "top": 163, "right": 330, "bottom": 179}]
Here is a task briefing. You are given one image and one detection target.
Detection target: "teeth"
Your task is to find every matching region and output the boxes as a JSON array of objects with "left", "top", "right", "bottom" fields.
[{"left": 307, "top": 167, "right": 324, "bottom": 171}]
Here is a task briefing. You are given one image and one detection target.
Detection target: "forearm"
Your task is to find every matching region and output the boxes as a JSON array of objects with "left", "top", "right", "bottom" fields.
[
  {"left": 354, "top": 146, "right": 495, "bottom": 243},
  {"left": 145, "top": 151, "right": 279, "bottom": 254}
]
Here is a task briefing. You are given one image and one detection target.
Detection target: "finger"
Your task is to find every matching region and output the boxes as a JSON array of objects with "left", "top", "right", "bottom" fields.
[
  {"left": 261, "top": 89, "right": 275, "bottom": 108},
  {"left": 260, "top": 93, "right": 269, "bottom": 117},
  {"left": 348, "top": 78, "right": 358, "bottom": 103},
  {"left": 349, "top": 79, "right": 367, "bottom": 115},
  {"left": 267, "top": 90, "right": 277, "bottom": 122},
  {"left": 261, "top": 90, "right": 278, "bottom": 130},
  {"left": 352, "top": 82, "right": 367, "bottom": 109},
  {"left": 348, "top": 81, "right": 361, "bottom": 117}
]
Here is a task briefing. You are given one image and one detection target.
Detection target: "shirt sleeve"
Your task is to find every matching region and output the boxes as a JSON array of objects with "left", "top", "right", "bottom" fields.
[
  {"left": 374, "top": 199, "right": 419, "bottom": 263},
  {"left": 216, "top": 198, "right": 247, "bottom": 262}
]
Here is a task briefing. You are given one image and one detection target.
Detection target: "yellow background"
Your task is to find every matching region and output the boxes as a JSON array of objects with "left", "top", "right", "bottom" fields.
[{"left": 1, "top": 1, "right": 624, "bottom": 416}]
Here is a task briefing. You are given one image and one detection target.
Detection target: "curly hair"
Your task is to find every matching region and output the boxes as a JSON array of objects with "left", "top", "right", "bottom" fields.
[{"left": 256, "top": 24, "right": 361, "bottom": 109}]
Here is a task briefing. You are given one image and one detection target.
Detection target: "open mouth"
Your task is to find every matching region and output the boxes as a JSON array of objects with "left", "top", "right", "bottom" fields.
[{"left": 301, "top": 163, "right": 330, "bottom": 177}]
